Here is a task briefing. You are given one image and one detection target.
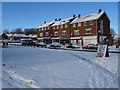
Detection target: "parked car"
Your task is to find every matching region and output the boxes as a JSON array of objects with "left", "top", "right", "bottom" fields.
[
  {"left": 36, "top": 42, "right": 47, "bottom": 47},
  {"left": 67, "top": 43, "right": 80, "bottom": 48},
  {"left": 82, "top": 44, "right": 98, "bottom": 50},
  {"left": 48, "top": 43, "right": 61, "bottom": 48},
  {"left": 21, "top": 41, "right": 36, "bottom": 46}
]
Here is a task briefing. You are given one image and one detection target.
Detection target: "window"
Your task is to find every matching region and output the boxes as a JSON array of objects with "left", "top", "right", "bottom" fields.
[
  {"left": 84, "top": 22, "right": 87, "bottom": 26},
  {"left": 53, "top": 26, "right": 55, "bottom": 29},
  {"left": 90, "top": 20, "right": 94, "bottom": 25},
  {"left": 45, "top": 32, "right": 49, "bottom": 36},
  {"left": 73, "top": 23, "right": 76, "bottom": 27},
  {"left": 74, "top": 30, "right": 80, "bottom": 35},
  {"left": 85, "top": 28, "right": 92, "bottom": 34},
  {"left": 62, "top": 30, "right": 66, "bottom": 35},
  {"left": 57, "top": 26, "right": 59, "bottom": 29},
  {"left": 54, "top": 31, "right": 58, "bottom": 36},
  {"left": 65, "top": 24, "right": 68, "bottom": 28},
  {"left": 78, "top": 23, "right": 81, "bottom": 26},
  {"left": 42, "top": 27, "right": 45, "bottom": 30},
  {"left": 40, "top": 33, "right": 43, "bottom": 37},
  {"left": 47, "top": 27, "right": 50, "bottom": 30},
  {"left": 44, "top": 27, "right": 47, "bottom": 30},
  {"left": 61, "top": 25, "right": 63, "bottom": 28}
]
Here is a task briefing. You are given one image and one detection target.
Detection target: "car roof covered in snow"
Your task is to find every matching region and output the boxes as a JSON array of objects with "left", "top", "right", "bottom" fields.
[{"left": 70, "top": 11, "right": 105, "bottom": 24}]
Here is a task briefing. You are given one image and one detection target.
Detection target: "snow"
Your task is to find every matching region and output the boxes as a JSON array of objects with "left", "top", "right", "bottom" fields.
[
  {"left": 51, "top": 18, "right": 73, "bottom": 26},
  {"left": 13, "top": 34, "right": 28, "bottom": 38},
  {"left": 2, "top": 45, "right": 118, "bottom": 88},
  {"left": 38, "top": 21, "right": 55, "bottom": 28},
  {"left": 70, "top": 11, "right": 105, "bottom": 24}
]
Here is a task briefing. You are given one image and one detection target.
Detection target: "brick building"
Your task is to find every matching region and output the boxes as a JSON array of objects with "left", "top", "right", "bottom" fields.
[{"left": 37, "top": 9, "right": 112, "bottom": 46}]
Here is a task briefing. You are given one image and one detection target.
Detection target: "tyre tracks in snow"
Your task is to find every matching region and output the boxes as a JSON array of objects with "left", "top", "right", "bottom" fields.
[{"left": 68, "top": 52, "right": 118, "bottom": 87}]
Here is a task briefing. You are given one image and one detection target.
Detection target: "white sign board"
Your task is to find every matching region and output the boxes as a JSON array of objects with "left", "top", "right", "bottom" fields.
[{"left": 97, "top": 45, "right": 108, "bottom": 57}]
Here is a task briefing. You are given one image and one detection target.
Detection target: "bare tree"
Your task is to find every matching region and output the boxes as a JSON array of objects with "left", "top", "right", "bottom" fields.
[
  {"left": 110, "top": 28, "right": 116, "bottom": 37},
  {"left": 3, "top": 29, "right": 9, "bottom": 34}
]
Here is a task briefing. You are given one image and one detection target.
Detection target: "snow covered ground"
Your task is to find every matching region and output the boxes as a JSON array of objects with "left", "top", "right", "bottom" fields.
[{"left": 2, "top": 45, "right": 118, "bottom": 88}]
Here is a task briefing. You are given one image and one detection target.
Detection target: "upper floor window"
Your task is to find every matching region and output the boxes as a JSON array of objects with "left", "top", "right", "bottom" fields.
[
  {"left": 78, "top": 22, "right": 81, "bottom": 26},
  {"left": 85, "top": 28, "right": 92, "bottom": 34},
  {"left": 61, "top": 25, "right": 63, "bottom": 28},
  {"left": 57, "top": 26, "right": 59, "bottom": 29},
  {"left": 74, "top": 30, "right": 80, "bottom": 35},
  {"left": 53, "top": 26, "right": 55, "bottom": 30},
  {"left": 45, "top": 32, "right": 49, "bottom": 36},
  {"left": 90, "top": 20, "right": 94, "bottom": 25},
  {"left": 62, "top": 30, "right": 67, "bottom": 35},
  {"left": 65, "top": 24, "right": 68, "bottom": 28},
  {"left": 40, "top": 33, "right": 43, "bottom": 37},
  {"left": 84, "top": 22, "right": 87, "bottom": 26},
  {"left": 47, "top": 27, "right": 50, "bottom": 30},
  {"left": 54, "top": 31, "right": 58, "bottom": 36},
  {"left": 73, "top": 23, "right": 76, "bottom": 27}
]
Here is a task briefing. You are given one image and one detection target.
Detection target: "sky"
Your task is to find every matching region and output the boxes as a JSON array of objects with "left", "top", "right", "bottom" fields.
[{"left": 2, "top": 2, "right": 118, "bottom": 33}]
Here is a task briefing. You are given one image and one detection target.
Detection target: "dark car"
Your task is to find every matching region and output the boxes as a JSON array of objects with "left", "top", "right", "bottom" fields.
[
  {"left": 67, "top": 43, "right": 80, "bottom": 48},
  {"left": 22, "top": 41, "right": 36, "bottom": 46},
  {"left": 82, "top": 44, "right": 98, "bottom": 50}
]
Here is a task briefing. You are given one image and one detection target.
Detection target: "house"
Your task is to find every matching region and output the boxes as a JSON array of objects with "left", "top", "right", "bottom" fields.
[
  {"left": 37, "top": 9, "right": 112, "bottom": 46},
  {"left": 0, "top": 33, "right": 9, "bottom": 40}
]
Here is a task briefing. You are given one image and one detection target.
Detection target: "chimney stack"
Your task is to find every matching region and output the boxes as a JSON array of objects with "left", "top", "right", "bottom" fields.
[
  {"left": 73, "top": 15, "right": 76, "bottom": 18},
  {"left": 44, "top": 21, "right": 46, "bottom": 24},
  {"left": 59, "top": 18, "right": 61, "bottom": 21},
  {"left": 78, "top": 14, "right": 81, "bottom": 17},
  {"left": 55, "top": 18, "right": 57, "bottom": 21},
  {"left": 98, "top": 9, "right": 102, "bottom": 13}
]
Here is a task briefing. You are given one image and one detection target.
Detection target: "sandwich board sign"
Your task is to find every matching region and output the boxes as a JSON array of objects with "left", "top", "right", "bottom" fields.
[{"left": 97, "top": 44, "right": 109, "bottom": 57}]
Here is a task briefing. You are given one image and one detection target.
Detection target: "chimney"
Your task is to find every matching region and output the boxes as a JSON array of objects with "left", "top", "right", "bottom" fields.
[
  {"left": 55, "top": 18, "right": 57, "bottom": 21},
  {"left": 98, "top": 9, "right": 102, "bottom": 13},
  {"left": 59, "top": 18, "right": 61, "bottom": 21},
  {"left": 44, "top": 21, "right": 46, "bottom": 24},
  {"left": 73, "top": 15, "right": 76, "bottom": 18},
  {"left": 78, "top": 14, "right": 81, "bottom": 17}
]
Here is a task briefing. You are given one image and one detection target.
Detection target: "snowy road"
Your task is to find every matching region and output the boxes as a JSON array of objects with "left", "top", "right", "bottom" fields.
[{"left": 2, "top": 46, "right": 118, "bottom": 88}]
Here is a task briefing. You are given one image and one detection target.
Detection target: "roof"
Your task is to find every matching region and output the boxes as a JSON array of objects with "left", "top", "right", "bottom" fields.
[
  {"left": 38, "top": 21, "right": 55, "bottom": 28},
  {"left": 13, "top": 34, "right": 28, "bottom": 37},
  {"left": 70, "top": 11, "right": 105, "bottom": 24},
  {"left": 6, "top": 34, "right": 13, "bottom": 37},
  {"left": 51, "top": 18, "right": 73, "bottom": 26},
  {"left": 113, "top": 34, "right": 120, "bottom": 40}
]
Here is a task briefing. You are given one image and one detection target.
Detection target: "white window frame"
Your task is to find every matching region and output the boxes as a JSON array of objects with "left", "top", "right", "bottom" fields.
[
  {"left": 40, "top": 33, "right": 43, "bottom": 37},
  {"left": 65, "top": 24, "right": 68, "bottom": 28},
  {"left": 85, "top": 28, "right": 92, "bottom": 34},
  {"left": 53, "top": 26, "right": 55, "bottom": 30},
  {"left": 90, "top": 20, "right": 94, "bottom": 25},
  {"left": 61, "top": 25, "right": 63, "bottom": 28},
  {"left": 78, "top": 22, "right": 81, "bottom": 26},
  {"left": 73, "top": 23, "right": 76, "bottom": 27},
  {"left": 74, "top": 30, "right": 80, "bottom": 35},
  {"left": 57, "top": 26, "right": 59, "bottom": 29},
  {"left": 84, "top": 22, "right": 87, "bottom": 26},
  {"left": 45, "top": 32, "right": 49, "bottom": 36},
  {"left": 62, "top": 30, "right": 67, "bottom": 35},
  {"left": 54, "top": 31, "right": 58, "bottom": 36},
  {"left": 47, "top": 27, "right": 50, "bottom": 30}
]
